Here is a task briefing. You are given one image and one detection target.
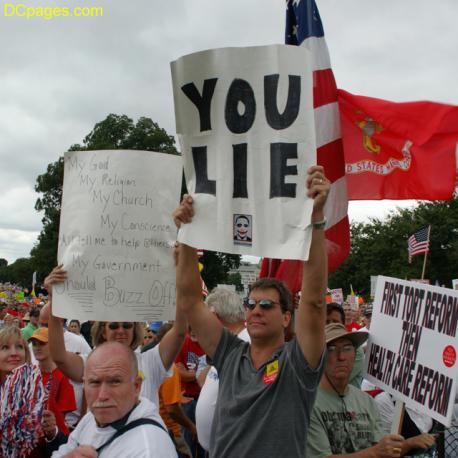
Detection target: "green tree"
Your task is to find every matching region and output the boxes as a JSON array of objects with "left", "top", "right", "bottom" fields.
[
  {"left": 201, "top": 251, "right": 241, "bottom": 291},
  {"left": 0, "top": 258, "right": 35, "bottom": 287},
  {"left": 224, "top": 272, "right": 244, "bottom": 292},
  {"left": 32, "top": 157, "right": 64, "bottom": 277},
  {"left": 69, "top": 114, "right": 178, "bottom": 154},
  {"left": 329, "top": 196, "right": 458, "bottom": 299}
]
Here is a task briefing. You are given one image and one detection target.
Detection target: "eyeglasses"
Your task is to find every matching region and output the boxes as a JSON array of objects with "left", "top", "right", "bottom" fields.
[
  {"left": 31, "top": 340, "right": 47, "bottom": 346},
  {"left": 327, "top": 344, "right": 355, "bottom": 355},
  {"left": 244, "top": 298, "right": 280, "bottom": 311},
  {"left": 107, "top": 322, "right": 134, "bottom": 330}
]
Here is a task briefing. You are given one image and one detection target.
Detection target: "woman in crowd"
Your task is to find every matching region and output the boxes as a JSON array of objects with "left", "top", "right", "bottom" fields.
[
  {"left": 0, "top": 325, "right": 31, "bottom": 384},
  {"left": 3, "top": 313, "right": 14, "bottom": 327},
  {"left": 45, "top": 265, "right": 186, "bottom": 428},
  {"left": 12, "top": 316, "right": 22, "bottom": 328},
  {"left": 0, "top": 326, "right": 49, "bottom": 457}
]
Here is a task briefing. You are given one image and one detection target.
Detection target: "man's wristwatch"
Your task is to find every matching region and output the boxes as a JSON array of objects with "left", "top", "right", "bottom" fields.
[{"left": 311, "top": 218, "right": 327, "bottom": 230}]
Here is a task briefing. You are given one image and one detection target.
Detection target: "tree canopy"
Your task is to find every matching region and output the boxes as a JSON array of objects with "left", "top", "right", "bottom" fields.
[
  {"left": 329, "top": 196, "right": 458, "bottom": 299},
  {"left": 0, "top": 257, "right": 35, "bottom": 288},
  {"left": 68, "top": 114, "right": 178, "bottom": 154}
]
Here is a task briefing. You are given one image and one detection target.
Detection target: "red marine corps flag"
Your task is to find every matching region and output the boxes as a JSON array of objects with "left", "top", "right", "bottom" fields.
[{"left": 339, "top": 90, "right": 458, "bottom": 200}]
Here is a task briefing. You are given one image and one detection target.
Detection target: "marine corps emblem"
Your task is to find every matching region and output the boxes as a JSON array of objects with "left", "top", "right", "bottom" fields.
[
  {"left": 345, "top": 111, "right": 412, "bottom": 176},
  {"left": 357, "top": 116, "right": 383, "bottom": 154}
]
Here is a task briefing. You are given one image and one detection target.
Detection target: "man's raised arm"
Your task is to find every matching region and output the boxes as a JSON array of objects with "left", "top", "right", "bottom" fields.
[
  {"left": 295, "top": 165, "right": 329, "bottom": 368},
  {"left": 158, "top": 279, "right": 187, "bottom": 370},
  {"left": 45, "top": 266, "right": 85, "bottom": 382},
  {"left": 173, "top": 195, "right": 223, "bottom": 359}
]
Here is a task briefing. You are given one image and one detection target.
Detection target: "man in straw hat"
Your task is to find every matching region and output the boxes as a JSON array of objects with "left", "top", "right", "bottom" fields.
[{"left": 306, "top": 323, "right": 435, "bottom": 457}]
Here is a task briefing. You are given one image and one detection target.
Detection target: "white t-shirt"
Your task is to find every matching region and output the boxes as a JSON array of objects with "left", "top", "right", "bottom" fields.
[
  {"left": 63, "top": 329, "right": 92, "bottom": 426},
  {"left": 64, "top": 329, "right": 92, "bottom": 355},
  {"left": 195, "top": 328, "right": 250, "bottom": 451},
  {"left": 374, "top": 392, "right": 433, "bottom": 435},
  {"left": 52, "top": 397, "right": 177, "bottom": 458},
  {"left": 80, "top": 344, "right": 170, "bottom": 426},
  {"left": 357, "top": 326, "right": 369, "bottom": 351}
]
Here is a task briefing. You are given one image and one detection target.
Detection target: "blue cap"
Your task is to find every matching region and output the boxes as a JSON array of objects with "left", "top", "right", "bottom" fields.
[{"left": 149, "top": 321, "right": 163, "bottom": 332}]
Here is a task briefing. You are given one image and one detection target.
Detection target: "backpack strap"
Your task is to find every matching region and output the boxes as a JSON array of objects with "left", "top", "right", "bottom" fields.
[{"left": 96, "top": 418, "right": 167, "bottom": 454}]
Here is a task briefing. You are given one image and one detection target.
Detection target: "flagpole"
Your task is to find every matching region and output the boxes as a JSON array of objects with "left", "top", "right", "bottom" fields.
[
  {"left": 421, "top": 226, "right": 431, "bottom": 280},
  {"left": 421, "top": 251, "right": 428, "bottom": 280}
]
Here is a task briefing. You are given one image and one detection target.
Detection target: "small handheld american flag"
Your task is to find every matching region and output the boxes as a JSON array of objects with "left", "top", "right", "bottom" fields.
[{"left": 408, "top": 226, "right": 430, "bottom": 263}]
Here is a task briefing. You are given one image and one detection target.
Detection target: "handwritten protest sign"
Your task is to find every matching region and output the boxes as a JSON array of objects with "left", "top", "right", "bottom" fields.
[
  {"left": 363, "top": 276, "right": 458, "bottom": 425},
  {"left": 330, "top": 288, "right": 344, "bottom": 304},
  {"left": 54, "top": 150, "right": 181, "bottom": 322},
  {"left": 171, "top": 45, "right": 316, "bottom": 259}
]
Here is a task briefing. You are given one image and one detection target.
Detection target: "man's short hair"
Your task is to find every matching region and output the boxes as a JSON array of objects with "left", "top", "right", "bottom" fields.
[
  {"left": 206, "top": 288, "right": 245, "bottom": 323},
  {"left": 248, "top": 278, "right": 293, "bottom": 314},
  {"left": 86, "top": 341, "right": 139, "bottom": 378},
  {"left": 29, "top": 308, "right": 40, "bottom": 318},
  {"left": 326, "top": 302, "right": 345, "bottom": 324}
]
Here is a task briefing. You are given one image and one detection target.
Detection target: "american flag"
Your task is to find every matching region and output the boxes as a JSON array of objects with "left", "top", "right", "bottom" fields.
[
  {"left": 259, "top": 0, "right": 350, "bottom": 291},
  {"left": 285, "top": 0, "right": 350, "bottom": 272},
  {"left": 408, "top": 226, "right": 430, "bottom": 263}
]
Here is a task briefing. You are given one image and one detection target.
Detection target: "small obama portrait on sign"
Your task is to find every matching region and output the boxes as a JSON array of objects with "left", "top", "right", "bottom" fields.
[{"left": 233, "top": 214, "right": 253, "bottom": 246}]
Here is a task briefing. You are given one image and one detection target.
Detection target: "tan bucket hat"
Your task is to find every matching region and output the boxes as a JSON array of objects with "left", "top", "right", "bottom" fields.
[{"left": 325, "top": 322, "right": 368, "bottom": 348}]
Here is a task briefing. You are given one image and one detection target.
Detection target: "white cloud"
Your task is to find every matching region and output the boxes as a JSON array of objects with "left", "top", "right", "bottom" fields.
[
  {"left": 348, "top": 200, "right": 417, "bottom": 224},
  {"left": 0, "top": 186, "right": 42, "bottom": 232},
  {"left": 0, "top": 228, "right": 40, "bottom": 264}
]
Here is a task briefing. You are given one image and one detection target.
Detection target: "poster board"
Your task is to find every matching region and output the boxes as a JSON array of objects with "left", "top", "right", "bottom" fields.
[
  {"left": 53, "top": 150, "right": 181, "bottom": 322},
  {"left": 370, "top": 275, "right": 377, "bottom": 298},
  {"left": 171, "top": 45, "right": 317, "bottom": 260},
  {"left": 363, "top": 275, "right": 458, "bottom": 425},
  {"left": 346, "top": 294, "right": 359, "bottom": 311},
  {"left": 330, "top": 288, "right": 344, "bottom": 304}
]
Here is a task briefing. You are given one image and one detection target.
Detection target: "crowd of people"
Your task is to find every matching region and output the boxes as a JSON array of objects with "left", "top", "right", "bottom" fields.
[{"left": 1, "top": 166, "right": 456, "bottom": 457}]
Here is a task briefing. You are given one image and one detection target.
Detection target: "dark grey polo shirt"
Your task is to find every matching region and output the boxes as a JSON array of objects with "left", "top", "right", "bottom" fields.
[{"left": 209, "top": 328, "right": 325, "bottom": 458}]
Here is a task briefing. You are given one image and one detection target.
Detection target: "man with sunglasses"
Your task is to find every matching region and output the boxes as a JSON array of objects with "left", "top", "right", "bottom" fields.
[
  {"left": 306, "top": 323, "right": 429, "bottom": 458},
  {"left": 174, "top": 165, "right": 329, "bottom": 458}
]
